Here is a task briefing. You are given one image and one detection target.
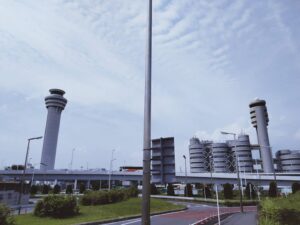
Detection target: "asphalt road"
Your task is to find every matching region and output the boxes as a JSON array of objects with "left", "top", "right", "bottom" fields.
[{"left": 102, "top": 202, "right": 257, "bottom": 225}]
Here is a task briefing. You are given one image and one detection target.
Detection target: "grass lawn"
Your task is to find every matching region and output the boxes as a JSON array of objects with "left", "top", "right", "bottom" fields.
[{"left": 15, "top": 198, "right": 184, "bottom": 225}]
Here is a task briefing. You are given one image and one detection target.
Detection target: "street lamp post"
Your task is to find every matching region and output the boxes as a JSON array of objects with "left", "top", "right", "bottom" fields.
[
  {"left": 220, "top": 131, "right": 244, "bottom": 213},
  {"left": 17, "top": 136, "right": 43, "bottom": 215},
  {"left": 109, "top": 149, "right": 116, "bottom": 190},
  {"left": 183, "top": 155, "right": 187, "bottom": 196},
  {"left": 141, "top": 0, "right": 152, "bottom": 224}
]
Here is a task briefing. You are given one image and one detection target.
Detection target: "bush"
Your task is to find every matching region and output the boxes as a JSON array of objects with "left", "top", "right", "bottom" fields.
[
  {"left": 268, "top": 181, "right": 277, "bottom": 197},
  {"left": 204, "top": 186, "right": 212, "bottom": 198},
  {"left": 80, "top": 187, "right": 138, "bottom": 206},
  {"left": 34, "top": 195, "right": 79, "bottom": 218},
  {"left": 0, "top": 204, "right": 15, "bottom": 225},
  {"left": 292, "top": 182, "right": 300, "bottom": 194},
  {"left": 184, "top": 184, "right": 193, "bottom": 197},
  {"left": 167, "top": 183, "right": 175, "bottom": 196},
  {"left": 245, "top": 183, "right": 256, "bottom": 199},
  {"left": 66, "top": 185, "right": 73, "bottom": 194},
  {"left": 259, "top": 192, "right": 300, "bottom": 225},
  {"left": 30, "top": 185, "right": 38, "bottom": 195},
  {"left": 53, "top": 184, "right": 61, "bottom": 194},
  {"left": 223, "top": 183, "right": 233, "bottom": 199},
  {"left": 42, "top": 185, "right": 50, "bottom": 194},
  {"left": 151, "top": 184, "right": 159, "bottom": 195},
  {"left": 79, "top": 183, "right": 86, "bottom": 194}
]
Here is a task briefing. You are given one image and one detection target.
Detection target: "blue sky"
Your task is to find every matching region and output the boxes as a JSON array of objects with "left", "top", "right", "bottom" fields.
[{"left": 0, "top": 0, "right": 300, "bottom": 172}]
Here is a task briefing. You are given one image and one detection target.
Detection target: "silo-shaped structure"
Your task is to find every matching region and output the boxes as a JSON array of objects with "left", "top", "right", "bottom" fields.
[
  {"left": 229, "top": 135, "right": 253, "bottom": 173},
  {"left": 189, "top": 137, "right": 209, "bottom": 173},
  {"left": 212, "top": 143, "right": 229, "bottom": 172},
  {"left": 276, "top": 150, "right": 300, "bottom": 172}
]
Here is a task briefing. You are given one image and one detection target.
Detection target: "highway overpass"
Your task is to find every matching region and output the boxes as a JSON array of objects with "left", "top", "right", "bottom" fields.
[{"left": 1, "top": 170, "right": 299, "bottom": 186}]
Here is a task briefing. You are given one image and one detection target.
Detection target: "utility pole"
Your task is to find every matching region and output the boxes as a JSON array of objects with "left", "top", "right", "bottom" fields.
[{"left": 141, "top": 0, "right": 152, "bottom": 224}]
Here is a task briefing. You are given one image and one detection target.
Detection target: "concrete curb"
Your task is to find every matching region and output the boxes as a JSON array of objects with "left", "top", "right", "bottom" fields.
[{"left": 75, "top": 207, "right": 187, "bottom": 225}]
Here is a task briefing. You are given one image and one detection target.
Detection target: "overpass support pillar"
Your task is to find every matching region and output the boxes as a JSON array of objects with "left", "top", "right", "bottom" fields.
[
  {"left": 87, "top": 180, "right": 90, "bottom": 189},
  {"left": 74, "top": 179, "right": 77, "bottom": 191}
]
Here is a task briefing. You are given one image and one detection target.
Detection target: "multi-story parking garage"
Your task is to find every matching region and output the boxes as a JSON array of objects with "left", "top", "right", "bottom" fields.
[
  {"left": 189, "top": 134, "right": 254, "bottom": 173},
  {"left": 276, "top": 150, "right": 300, "bottom": 172}
]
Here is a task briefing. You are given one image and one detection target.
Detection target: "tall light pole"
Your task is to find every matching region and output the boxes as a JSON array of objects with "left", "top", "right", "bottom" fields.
[
  {"left": 183, "top": 155, "right": 187, "bottom": 196},
  {"left": 220, "top": 131, "right": 243, "bottom": 213},
  {"left": 183, "top": 155, "right": 187, "bottom": 182},
  {"left": 141, "top": 0, "right": 152, "bottom": 224},
  {"left": 18, "top": 136, "right": 43, "bottom": 215},
  {"left": 70, "top": 148, "right": 75, "bottom": 171},
  {"left": 109, "top": 149, "right": 116, "bottom": 190}
]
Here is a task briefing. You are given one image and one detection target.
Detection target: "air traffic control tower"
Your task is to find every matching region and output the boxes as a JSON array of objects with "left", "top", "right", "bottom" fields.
[
  {"left": 40, "top": 89, "right": 67, "bottom": 171},
  {"left": 249, "top": 99, "right": 274, "bottom": 173}
]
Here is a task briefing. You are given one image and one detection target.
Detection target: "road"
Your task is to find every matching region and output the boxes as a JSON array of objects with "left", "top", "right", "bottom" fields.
[{"left": 102, "top": 202, "right": 257, "bottom": 225}]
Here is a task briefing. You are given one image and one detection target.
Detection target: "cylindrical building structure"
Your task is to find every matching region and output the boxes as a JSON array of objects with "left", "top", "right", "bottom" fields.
[
  {"left": 189, "top": 137, "right": 209, "bottom": 173},
  {"left": 212, "top": 143, "right": 229, "bottom": 173},
  {"left": 40, "top": 89, "right": 67, "bottom": 170},
  {"left": 276, "top": 150, "right": 300, "bottom": 172},
  {"left": 229, "top": 135, "right": 253, "bottom": 173},
  {"left": 249, "top": 99, "right": 274, "bottom": 173}
]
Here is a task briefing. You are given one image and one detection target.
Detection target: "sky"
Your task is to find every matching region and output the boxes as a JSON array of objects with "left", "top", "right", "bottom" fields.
[{"left": 0, "top": 0, "right": 300, "bottom": 172}]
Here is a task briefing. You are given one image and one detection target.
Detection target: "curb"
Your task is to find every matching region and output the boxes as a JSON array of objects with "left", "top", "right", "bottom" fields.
[{"left": 76, "top": 207, "right": 187, "bottom": 225}]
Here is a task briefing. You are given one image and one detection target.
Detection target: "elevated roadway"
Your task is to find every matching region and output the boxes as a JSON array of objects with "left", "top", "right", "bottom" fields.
[{"left": 0, "top": 170, "right": 299, "bottom": 186}]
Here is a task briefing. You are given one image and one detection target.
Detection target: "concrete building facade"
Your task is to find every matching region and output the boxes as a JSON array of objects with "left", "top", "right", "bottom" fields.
[{"left": 40, "top": 89, "right": 67, "bottom": 171}]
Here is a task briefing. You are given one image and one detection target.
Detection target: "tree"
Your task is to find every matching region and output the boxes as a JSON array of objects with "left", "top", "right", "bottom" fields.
[
  {"left": 292, "top": 182, "right": 300, "bottom": 194},
  {"left": 268, "top": 181, "right": 277, "bottom": 197},
  {"left": 204, "top": 185, "right": 212, "bottom": 198},
  {"left": 79, "top": 183, "right": 86, "bottom": 194},
  {"left": 30, "top": 185, "right": 38, "bottom": 195},
  {"left": 66, "top": 184, "right": 73, "bottom": 194},
  {"left": 91, "top": 181, "right": 100, "bottom": 191},
  {"left": 184, "top": 184, "right": 193, "bottom": 197},
  {"left": 245, "top": 183, "right": 256, "bottom": 199},
  {"left": 223, "top": 183, "right": 233, "bottom": 199},
  {"left": 167, "top": 183, "right": 175, "bottom": 196},
  {"left": 53, "top": 184, "right": 61, "bottom": 194},
  {"left": 42, "top": 184, "right": 50, "bottom": 194},
  {"left": 150, "top": 184, "right": 159, "bottom": 195}
]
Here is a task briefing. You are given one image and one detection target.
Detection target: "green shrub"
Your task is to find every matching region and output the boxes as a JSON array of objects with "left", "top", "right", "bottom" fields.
[
  {"left": 204, "top": 186, "right": 212, "bottom": 198},
  {"left": 66, "top": 185, "right": 73, "bottom": 194},
  {"left": 0, "top": 204, "right": 15, "bottom": 225},
  {"left": 259, "top": 192, "right": 300, "bottom": 225},
  {"left": 53, "top": 184, "right": 61, "bottom": 194},
  {"left": 42, "top": 184, "right": 50, "bottom": 194},
  {"left": 34, "top": 195, "right": 79, "bottom": 218},
  {"left": 151, "top": 184, "right": 159, "bottom": 195},
  {"left": 30, "top": 185, "right": 38, "bottom": 195},
  {"left": 245, "top": 183, "right": 256, "bottom": 199},
  {"left": 291, "top": 182, "right": 300, "bottom": 194},
  {"left": 167, "top": 183, "right": 175, "bottom": 196},
  {"left": 79, "top": 183, "right": 86, "bottom": 194},
  {"left": 80, "top": 187, "right": 138, "bottom": 206},
  {"left": 268, "top": 181, "right": 277, "bottom": 197},
  {"left": 223, "top": 183, "right": 233, "bottom": 199},
  {"left": 184, "top": 184, "right": 193, "bottom": 197}
]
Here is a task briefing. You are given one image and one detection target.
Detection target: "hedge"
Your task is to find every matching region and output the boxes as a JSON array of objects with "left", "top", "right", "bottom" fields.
[
  {"left": 80, "top": 187, "right": 138, "bottom": 206},
  {"left": 0, "top": 204, "right": 15, "bottom": 225},
  {"left": 34, "top": 195, "right": 79, "bottom": 218}
]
